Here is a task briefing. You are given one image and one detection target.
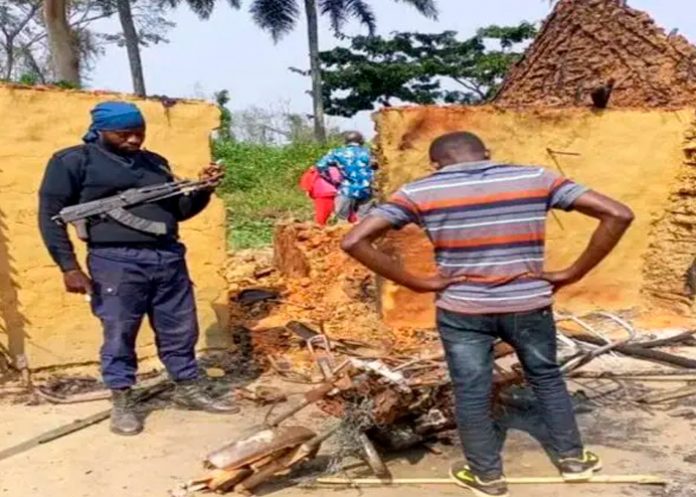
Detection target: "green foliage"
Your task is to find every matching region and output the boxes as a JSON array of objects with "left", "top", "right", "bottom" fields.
[
  {"left": 319, "top": 23, "right": 537, "bottom": 117},
  {"left": 53, "top": 80, "right": 82, "bottom": 90},
  {"left": 158, "top": 0, "right": 241, "bottom": 20},
  {"left": 214, "top": 89, "right": 233, "bottom": 141},
  {"left": 226, "top": 104, "right": 343, "bottom": 145},
  {"left": 248, "top": 0, "right": 437, "bottom": 41},
  {"left": 18, "top": 73, "right": 39, "bottom": 85},
  {"left": 213, "top": 139, "right": 337, "bottom": 248}
]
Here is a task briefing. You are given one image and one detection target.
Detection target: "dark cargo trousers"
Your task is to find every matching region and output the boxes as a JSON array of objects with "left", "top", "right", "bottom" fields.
[
  {"left": 87, "top": 243, "right": 199, "bottom": 389},
  {"left": 437, "top": 306, "right": 584, "bottom": 479}
]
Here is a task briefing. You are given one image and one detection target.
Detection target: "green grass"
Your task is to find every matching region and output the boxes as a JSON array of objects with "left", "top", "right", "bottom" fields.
[{"left": 214, "top": 140, "right": 337, "bottom": 249}]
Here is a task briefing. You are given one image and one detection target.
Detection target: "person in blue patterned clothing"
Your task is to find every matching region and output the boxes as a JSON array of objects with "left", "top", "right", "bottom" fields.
[{"left": 316, "top": 131, "right": 374, "bottom": 222}]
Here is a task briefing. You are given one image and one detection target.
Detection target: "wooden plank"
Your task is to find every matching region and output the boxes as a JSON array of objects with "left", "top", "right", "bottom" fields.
[
  {"left": 579, "top": 375, "right": 696, "bottom": 382},
  {"left": 315, "top": 475, "right": 666, "bottom": 486},
  {"left": 207, "top": 468, "right": 252, "bottom": 492},
  {"left": 639, "top": 385, "right": 696, "bottom": 404},
  {"left": 572, "top": 334, "right": 696, "bottom": 369}
]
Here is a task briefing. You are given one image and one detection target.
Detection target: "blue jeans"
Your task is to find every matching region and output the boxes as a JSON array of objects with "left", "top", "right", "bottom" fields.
[
  {"left": 437, "top": 306, "right": 583, "bottom": 478},
  {"left": 87, "top": 243, "right": 199, "bottom": 389}
]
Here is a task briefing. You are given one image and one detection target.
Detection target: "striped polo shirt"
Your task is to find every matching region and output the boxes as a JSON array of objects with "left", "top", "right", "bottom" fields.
[{"left": 371, "top": 161, "right": 588, "bottom": 314}]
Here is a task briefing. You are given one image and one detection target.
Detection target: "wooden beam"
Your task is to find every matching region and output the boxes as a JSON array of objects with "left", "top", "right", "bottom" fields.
[{"left": 315, "top": 475, "right": 666, "bottom": 486}]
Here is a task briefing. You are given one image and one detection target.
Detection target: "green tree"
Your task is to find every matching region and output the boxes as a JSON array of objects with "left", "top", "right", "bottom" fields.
[
  {"left": 104, "top": 0, "right": 239, "bottom": 97},
  {"left": 318, "top": 23, "right": 537, "bottom": 117},
  {"left": 214, "top": 89, "right": 233, "bottom": 140},
  {"left": 248, "top": 0, "right": 438, "bottom": 142},
  {"left": 2, "top": 1, "right": 121, "bottom": 85},
  {"left": 100, "top": 0, "right": 181, "bottom": 96},
  {"left": 115, "top": 0, "right": 146, "bottom": 95},
  {"left": 1, "top": 1, "right": 177, "bottom": 87},
  {"left": 162, "top": 0, "right": 241, "bottom": 18}
]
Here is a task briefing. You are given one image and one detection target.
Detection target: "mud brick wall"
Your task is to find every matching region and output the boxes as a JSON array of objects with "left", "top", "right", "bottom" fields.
[
  {"left": 642, "top": 115, "right": 696, "bottom": 313},
  {"left": 0, "top": 85, "right": 229, "bottom": 368},
  {"left": 374, "top": 105, "right": 694, "bottom": 329}
]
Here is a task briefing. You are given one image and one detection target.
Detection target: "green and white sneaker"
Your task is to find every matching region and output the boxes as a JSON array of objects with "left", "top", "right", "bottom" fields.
[
  {"left": 449, "top": 462, "right": 509, "bottom": 497},
  {"left": 558, "top": 450, "right": 603, "bottom": 481}
]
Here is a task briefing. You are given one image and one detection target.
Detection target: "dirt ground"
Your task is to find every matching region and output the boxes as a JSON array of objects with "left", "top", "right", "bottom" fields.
[
  {"left": 1, "top": 372, "right": 695, "bottom": 497},
  {"left": 2, "top": 232, "right": 695, "bottom": 497}
]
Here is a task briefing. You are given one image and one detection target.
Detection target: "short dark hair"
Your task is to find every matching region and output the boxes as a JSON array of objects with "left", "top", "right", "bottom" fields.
[
  {"left": 344, "top": 131, "right": 364, "bottom": 145},
  {"left": 429, "top": 131, "right": 487, "bottom": 163}
]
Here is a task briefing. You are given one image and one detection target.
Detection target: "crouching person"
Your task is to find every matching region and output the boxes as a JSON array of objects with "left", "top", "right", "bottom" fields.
[
  {"left": 38, "top": 101, "right": 238, "bottom": 436},
  {"left": 340, "top": 131, "right": 634, "bottom": 496}
]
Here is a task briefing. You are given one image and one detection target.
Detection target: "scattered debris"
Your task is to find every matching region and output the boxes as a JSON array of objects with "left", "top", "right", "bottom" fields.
[
  {"left": 235, "top": 386, "right": 287, "bottom": 406},
  {"left": 569, "top": 333, "right": 696, "bottom": 369},
  {"left": 194, "top": 366, "right": 354, "bottom": 493},
  {"left": 571, "top": 372, "right": 696, "bottom": 382},
  {"left": 40, "top": 375, "right": 101, "bottom": 396},
  {"left": 253, "top": 267, "right": 275, "bottom": 279},
  {"left": 35, "top": 388, "right": 111, "bottom": 405},
  {"left": 0, "top": 380, "right": 172, "bottom": 462},
  {"left": 15, "top": 354, "right": 39, "bottom": 405},
  {"left": 216, "top": 224, "right": 696, "bottom": 494},
  {"left": 235, "top": 288, "right": 280, "bottom": 306},
  {"left": 205, "top": 367, "right": 226, "bottom": 379},
  {"left": 639, "top": 385, "right": 696, "bottom": 405},
  {"left": 668, "top": 408, "right": 696, "bottom": 420}
]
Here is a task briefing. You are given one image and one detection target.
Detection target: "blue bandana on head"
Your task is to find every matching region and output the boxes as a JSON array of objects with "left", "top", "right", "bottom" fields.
[{"left": 82, "top": 101, "right": 146, "bottom": 143}]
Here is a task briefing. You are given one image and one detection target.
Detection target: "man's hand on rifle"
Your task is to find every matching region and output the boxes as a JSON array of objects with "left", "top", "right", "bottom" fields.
[
  {"left": 63, "top": 269, "right": 93, "bottom": 295},
  {"left": 199, "top": 162, "right": 225, "bottom": 189}
]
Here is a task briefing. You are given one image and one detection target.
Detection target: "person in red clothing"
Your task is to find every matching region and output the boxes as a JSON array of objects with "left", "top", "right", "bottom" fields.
[{"left": 299, "top": 165, "right": 342, "bottom": 225}]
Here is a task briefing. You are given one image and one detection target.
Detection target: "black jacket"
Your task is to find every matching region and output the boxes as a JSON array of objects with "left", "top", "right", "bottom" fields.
[{"left": 38, "top": 143, "right": 211, "bottom": 272}]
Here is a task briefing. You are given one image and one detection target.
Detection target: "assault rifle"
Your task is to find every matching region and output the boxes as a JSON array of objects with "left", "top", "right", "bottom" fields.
[{"left": 52, "top": 174, "right": 222, "bottom": 241}]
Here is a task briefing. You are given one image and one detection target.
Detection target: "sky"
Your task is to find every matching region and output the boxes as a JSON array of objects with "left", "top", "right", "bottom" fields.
[{"left": 89, "top": 0, "right": 695, "bottom": 137}]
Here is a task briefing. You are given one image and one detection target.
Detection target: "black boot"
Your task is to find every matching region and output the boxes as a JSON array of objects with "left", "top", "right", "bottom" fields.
[
  {"left": 172, "top": 379, "right": 240, "bottom": 414},
  {"left": 110, "top": 388, "right": 143, "bottom": 436}
]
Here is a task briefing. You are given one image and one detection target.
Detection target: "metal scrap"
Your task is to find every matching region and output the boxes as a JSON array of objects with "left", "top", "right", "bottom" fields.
[
  {"left": 220, "top": 307, "right": 693, "bottom": 495},
  {"left": 235, "top": 288, "right": 280, "bottom": 306},
  {"left": 559, "top": 312, "right": 637, "bottom": 373}
]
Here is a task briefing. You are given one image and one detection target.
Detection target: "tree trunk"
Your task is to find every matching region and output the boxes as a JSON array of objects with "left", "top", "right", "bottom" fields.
[
  {"left": 20, "top": 46, "right": 48, "bottom": 84},
  {"left": 43, "top": 0, "right": 80, "bottom": 85},
  {"left": 116, "top": 0, "right": 146, "bottom": 96},
  {"left": 4, "top": 44, "right": 15, "bottom": 81},
  {"left": 303, "top": 0, "right": 327, "bottom": 143}
]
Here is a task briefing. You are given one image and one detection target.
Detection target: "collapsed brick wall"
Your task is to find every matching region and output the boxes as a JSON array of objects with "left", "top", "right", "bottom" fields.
[
  {"left": 641, "top": 114, "right": 696, "bottom": 312},
  {"left": 272, "top": 222, "right": 379, "bottom": 328},
  {"left": 495, "top": 0, "right": 696, "bottom": 108}
]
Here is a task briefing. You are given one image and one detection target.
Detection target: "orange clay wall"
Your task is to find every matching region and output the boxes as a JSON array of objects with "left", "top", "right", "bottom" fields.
[
  {"left": 375, "top": 106, "right": 696, "bottom": 329},
  {"left": 0, "top": 85, "right": 229, "bottom": 369}
]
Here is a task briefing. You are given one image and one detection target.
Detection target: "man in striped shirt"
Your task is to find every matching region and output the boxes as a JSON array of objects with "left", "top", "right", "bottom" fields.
[{"left": 341, "top": 131, "right": 633, "bottom": 497}]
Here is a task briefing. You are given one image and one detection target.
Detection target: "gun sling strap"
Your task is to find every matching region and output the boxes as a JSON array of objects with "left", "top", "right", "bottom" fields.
[
  {"left": 80, "top": 145, "right": 171, "bottom": 237},
  {"left": 106, "top": 207, "right": 168, "bottom": 236}
]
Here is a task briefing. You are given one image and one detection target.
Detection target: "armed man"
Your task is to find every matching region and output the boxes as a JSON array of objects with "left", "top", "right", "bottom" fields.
[
  {"left": 341, "top": 131, "right": 634, "bottom": 497},
  {"left": 38, "top": 101, "right": 238, "bottom": 436}
]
